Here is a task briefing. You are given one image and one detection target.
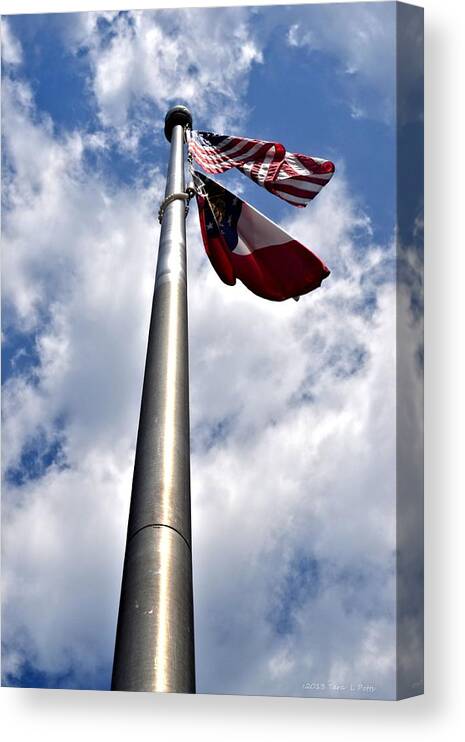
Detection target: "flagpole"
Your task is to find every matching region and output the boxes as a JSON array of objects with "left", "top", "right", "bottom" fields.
[{"left": 111, "top": 105, "right": 195, "bottom": 693}]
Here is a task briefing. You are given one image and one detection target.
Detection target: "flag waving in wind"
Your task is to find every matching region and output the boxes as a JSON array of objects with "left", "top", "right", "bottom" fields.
[
  {"left": 193, "top": 171, "right": 330, "bottom": 302},
  {"left": 188, "top": 130, "right": 335, "bottom": 207}
]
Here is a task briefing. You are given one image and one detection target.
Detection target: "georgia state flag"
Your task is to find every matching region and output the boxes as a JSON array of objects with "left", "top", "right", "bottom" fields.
[{"left": 193, "top": 172, "right": 330, "bottom": 302}]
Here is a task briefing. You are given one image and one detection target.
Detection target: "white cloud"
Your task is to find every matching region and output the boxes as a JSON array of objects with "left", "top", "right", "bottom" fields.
[
  {"left": 69, "top": 9, "right": 262, "bottom": 140},
  {"left": 286, "top": 3, "right": 396, "bottom": 122},
  {"left": 188, "top": 194, "right": 399, "bottom": 695},
  {"left": 1, "top": 70, "right": 163, "bottom": 685},
  {"left": 1, "top": 18, "right": 23, "bottom": 65}
]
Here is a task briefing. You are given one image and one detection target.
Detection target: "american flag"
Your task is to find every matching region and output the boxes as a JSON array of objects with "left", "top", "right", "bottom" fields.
[{"left": 188, "top": 130, "right": 335, "bottom": 208}]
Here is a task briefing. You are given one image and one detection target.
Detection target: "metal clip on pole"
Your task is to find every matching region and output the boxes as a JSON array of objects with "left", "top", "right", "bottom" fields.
[{"left": 158, "top": 191, "right": 191, "bottom": 224}]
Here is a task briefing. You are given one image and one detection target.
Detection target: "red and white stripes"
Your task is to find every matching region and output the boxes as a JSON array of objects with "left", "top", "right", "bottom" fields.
[{"left": 188, "top": 129, "right": 335, "bottom": 207}]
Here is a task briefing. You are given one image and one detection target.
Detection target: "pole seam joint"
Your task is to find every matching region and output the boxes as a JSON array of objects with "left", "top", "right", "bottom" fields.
[{"left": 127, "top": 522, "right": 192, "bottom": 552}]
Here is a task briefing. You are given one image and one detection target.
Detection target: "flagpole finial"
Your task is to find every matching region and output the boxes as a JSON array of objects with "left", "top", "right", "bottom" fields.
[{"left": 164, "top": 105, "right": 193, "bottom": 142}]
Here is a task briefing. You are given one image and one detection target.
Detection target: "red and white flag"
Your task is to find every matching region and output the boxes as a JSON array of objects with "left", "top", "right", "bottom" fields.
[
  {"left": 188, "top": 130, "right": 335, "bottom": 208},
  {"left": 194, "top": 171, "right": 330, "bottom": 302}
]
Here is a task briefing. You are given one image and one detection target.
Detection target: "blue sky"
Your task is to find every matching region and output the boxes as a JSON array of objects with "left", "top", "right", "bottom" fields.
[{"left": 1, "top": 3, "right": 423, "bottom": 698}]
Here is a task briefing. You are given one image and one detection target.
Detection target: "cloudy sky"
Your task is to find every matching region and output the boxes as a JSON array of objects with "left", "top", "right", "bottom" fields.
[{"left": 1, "top": 2, "right": 423, "bottom": 698}]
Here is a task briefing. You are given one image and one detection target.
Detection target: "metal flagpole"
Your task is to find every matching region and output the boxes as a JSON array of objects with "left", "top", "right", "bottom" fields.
[{"left": 111, "top": 105, "right": 195, "bottom": 693}]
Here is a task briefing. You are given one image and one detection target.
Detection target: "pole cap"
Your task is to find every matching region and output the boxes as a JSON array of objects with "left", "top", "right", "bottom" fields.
[{"left": 164, "top": 105, "right": 193, "bottom": 141}]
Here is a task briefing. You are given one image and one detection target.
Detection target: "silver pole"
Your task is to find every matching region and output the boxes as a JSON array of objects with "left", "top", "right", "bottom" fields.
[{"left": 111, "top": 106, "right": 195, "bottom": 693}]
